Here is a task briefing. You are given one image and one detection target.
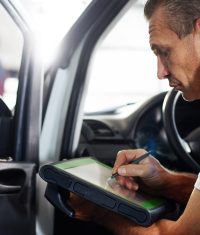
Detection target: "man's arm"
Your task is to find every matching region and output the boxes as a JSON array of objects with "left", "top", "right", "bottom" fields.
[
  {"left": 69, "top": 172, "right": 198, "bottom": 235},
  {"left": 159, "top": 170, "right": 197, "bottom": 205}
]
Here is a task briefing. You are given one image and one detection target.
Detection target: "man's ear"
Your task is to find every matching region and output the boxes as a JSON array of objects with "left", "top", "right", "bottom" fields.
[{"left": 194, "top": 18, "right": 200, "bottom": 33}]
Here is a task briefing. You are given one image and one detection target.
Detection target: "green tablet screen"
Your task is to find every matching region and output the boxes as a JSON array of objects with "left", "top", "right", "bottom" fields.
[{"left": 55, "top": 157, "right": 165, "bottom": 210}]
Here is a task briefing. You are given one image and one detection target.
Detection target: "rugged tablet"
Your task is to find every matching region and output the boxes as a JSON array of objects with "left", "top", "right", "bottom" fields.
[{"left": 39, "top": 157, "right": 176, "bottom": 226}]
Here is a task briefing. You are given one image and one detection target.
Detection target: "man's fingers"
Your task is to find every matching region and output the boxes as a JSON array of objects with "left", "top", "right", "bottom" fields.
[
  {"left": 113, "top": 149, "right": 147, "bottom": 173},
  {"left": 117, "top": 176, "right": 139, "bottom": 190},
  {"left": 117, "top": 163, "right": 151, "bottom": 178}
]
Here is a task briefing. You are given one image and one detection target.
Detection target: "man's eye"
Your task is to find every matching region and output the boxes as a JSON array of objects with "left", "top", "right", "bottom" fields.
[
  {"left": 152, "top": 48, "right": 169, "bottom": 57},
  {"left": 160, "top": 50, "right": 169, "bottom": 58}
]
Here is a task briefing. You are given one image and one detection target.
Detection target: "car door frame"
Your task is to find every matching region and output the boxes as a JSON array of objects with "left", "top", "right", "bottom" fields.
[
  {"left": 40, "top": 0, "right": 137, "bottom": 234},
  {"left": 0, "top": 1, "right": 43, "bottom": 235}
]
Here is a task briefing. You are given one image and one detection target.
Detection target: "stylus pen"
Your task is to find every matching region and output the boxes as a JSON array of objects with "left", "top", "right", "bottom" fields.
[{"left": 111, "top": 151, "right": 151, "bottom": 179}]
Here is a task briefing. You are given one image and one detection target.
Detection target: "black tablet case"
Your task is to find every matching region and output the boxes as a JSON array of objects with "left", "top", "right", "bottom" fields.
[{"left": 39, "top": 157, "right": 177, "bottom": 227}]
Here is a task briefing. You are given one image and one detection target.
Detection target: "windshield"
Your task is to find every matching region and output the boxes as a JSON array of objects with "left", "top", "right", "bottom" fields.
[{"left": 84, "top": 1, "right": 169, "bottom": 113}]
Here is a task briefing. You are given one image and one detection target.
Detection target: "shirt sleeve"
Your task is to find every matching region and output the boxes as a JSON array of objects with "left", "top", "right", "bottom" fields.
[{"left": 194, "top": 173, "right": 200, "bottom": 190}]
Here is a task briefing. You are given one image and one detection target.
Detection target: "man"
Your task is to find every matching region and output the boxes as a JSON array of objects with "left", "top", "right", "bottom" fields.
[{"left": 69, "top": 0, "right": 200, "bottom": 234}]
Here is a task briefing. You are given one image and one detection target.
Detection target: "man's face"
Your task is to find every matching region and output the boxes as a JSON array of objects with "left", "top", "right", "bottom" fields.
[{"left": 149, "top": 7, "right": 200, "bottom": 101}]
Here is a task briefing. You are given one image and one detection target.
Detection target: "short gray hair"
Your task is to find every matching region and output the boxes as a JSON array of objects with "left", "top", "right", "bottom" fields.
[{"left": 144, "top": 0, "right": 200, "bottom": 38}]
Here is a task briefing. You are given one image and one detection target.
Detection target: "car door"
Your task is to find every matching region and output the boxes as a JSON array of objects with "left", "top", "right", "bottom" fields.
[
  {"left": 0, "top": 1, "right": 43, "bottom": 234},
  {"left": 39, "top": 1, "right": 133, "bottom": 234}
]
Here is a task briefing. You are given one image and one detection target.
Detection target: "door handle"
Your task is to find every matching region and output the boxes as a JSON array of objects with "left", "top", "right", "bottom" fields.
[{"left": 0, "top": 183, "right": 21, "bottom": 194}]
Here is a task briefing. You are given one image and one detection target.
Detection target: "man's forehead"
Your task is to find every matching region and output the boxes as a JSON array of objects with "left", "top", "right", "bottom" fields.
[
  {"left": 149, "top": 23, "right": 163, "bottom": 35},
  {"left": 148, "top": 16, "right": 176, "bottom": 46},
  {"left": 148, "top": 6, "right": 168, "bottom": 33},
  {"left": 148, "top": 23, "right": 164, "bottom": 45}
]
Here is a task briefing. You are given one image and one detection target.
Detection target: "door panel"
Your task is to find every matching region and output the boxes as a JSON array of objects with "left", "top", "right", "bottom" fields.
[
  {"left": 0, "top": 162, "right": 36, "bottom": 235},
  {"left": 0, "top": 2, "right": 41, "bottom": 235}
]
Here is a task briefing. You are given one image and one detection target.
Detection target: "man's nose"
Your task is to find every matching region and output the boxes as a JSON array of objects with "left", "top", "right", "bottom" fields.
[{"left": 157, "top": 56, "right": 170, "bottom": 80}]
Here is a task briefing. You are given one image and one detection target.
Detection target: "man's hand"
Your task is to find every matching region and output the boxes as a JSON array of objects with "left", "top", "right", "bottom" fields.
[
  {"left": 67, "top": 148, "right": 198, "bottom": 235},
  {"left": 112, "top": 149, "right": 170, "bottom": 194},
  {"left": 68, "top": 193, "right": 99, "bottom": 221},
  {"left": 68, "top": 192, "right": 140, "bottom": 235},
  {"left": 112, "top": 148, "right": 197, "bottom": 203}
]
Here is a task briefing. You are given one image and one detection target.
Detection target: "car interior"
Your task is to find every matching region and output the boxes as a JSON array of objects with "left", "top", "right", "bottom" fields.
[{"left": 1, "top": 0, "right": 200, "bottom": 235}]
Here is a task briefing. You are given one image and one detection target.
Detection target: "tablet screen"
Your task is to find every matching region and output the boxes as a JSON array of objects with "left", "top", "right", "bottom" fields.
[{"left": 55, "top": 157, "right": 165, "bottom": 210}]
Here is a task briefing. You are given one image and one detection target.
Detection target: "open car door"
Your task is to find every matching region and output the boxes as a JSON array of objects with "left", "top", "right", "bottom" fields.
[{"left": 0, "top": 1, "right": 43, "bottom": 234}]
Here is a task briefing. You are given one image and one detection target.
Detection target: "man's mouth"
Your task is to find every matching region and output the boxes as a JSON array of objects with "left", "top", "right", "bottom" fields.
[
  {"left": 169, "top": 82, "right": 178, "bottom": 87},
  {"left": 169, "top": 78, "right": 182, "bottom": 90}
]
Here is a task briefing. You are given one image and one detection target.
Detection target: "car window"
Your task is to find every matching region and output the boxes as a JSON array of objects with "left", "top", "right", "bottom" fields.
[
  {"left": 84, "top": 2, "right": 170, "bottom": 113},
  {"left": 0, "top": 3, "right": 23, "bottom": 111},
  {"left": 19, "top": 0, "right": 93, "bottom": 66},
  {"left": 0, "top": 0, "right": 93, "bottom": 110}
]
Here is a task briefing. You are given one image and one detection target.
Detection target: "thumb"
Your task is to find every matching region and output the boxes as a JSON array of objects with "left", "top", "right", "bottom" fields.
[{"left": 117, "top": 163, "right": 153, "bottom": 178}]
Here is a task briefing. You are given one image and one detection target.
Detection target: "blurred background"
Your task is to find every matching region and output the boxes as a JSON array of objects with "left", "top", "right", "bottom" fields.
[{"left": 0, "top": 0, "right": 169, "bottom": 112}]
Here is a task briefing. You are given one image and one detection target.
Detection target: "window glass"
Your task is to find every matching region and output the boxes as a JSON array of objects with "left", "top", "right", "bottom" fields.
[
  {"left": 19, "top": 0, "right": 92, "bottom": 65},
  {"left": 0, "top": 4, "right": 23, "bottom": 110},
  {"left": 0, "top": 0, "right": 92, "bottom": 110},
  {"left": 84, "top": 2, "right": 169, "bottom": 113}
]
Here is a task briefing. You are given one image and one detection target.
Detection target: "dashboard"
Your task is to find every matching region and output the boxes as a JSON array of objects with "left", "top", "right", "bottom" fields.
[{"left": 78, "top": 91, "right": 200, "bottom": 172}]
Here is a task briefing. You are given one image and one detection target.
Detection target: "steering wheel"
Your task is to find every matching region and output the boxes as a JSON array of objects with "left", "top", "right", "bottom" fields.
[{"left": 162, "top": 89, "right": 200, "bottom": 173}]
